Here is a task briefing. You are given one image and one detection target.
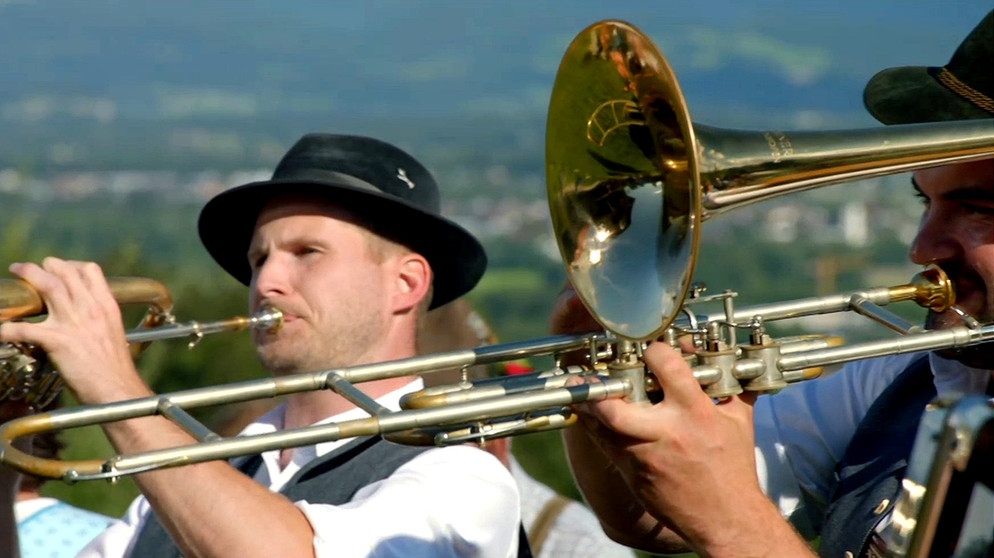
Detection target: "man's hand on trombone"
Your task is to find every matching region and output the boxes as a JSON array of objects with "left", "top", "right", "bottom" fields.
[
  {"left": 0, "top": 258, "right": 151, "bottom": 406},
  {"left": 551, "top": 281, "right": 816, "bottom": 556}
]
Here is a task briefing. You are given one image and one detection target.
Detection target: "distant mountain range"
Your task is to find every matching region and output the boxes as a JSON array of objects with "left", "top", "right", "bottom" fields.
[{"left": 0, "top": 0, "right": 988, "bottom": 170}]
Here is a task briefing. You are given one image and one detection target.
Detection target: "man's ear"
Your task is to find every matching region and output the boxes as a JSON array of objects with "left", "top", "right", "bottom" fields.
[{"left": 391, "top": 252, "right": 431, "bottom": 313}]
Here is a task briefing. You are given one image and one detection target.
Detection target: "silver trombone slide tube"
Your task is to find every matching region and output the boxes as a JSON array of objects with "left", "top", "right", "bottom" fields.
[
  {"left": 847, "top": 297, "right": 920, "bottom": 334},
  {"left": 778, "top": 323, "right": 994, "bottom": 382},
  {"left": 402, "top": 321, "right": 994, "bottom": 417},
  {"left": 677, "top": 264, "right": 950, "bottom": 331},
  {"left": 683, "top": 286, "right": 929, "bottom": 327},
  {"left": 90, "top": 378, "right": 632, "bottom": 482},
  {"left": 0, "top": 333, "right": 602, "bottom": 481}
]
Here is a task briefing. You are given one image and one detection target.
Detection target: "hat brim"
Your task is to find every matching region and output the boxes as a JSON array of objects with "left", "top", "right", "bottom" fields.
[
  {"left": 198, "top": 179, "right": 487, "bottom": 310},
  {"left": 863, "top": 65, "right": 994, "bottom": 125}
]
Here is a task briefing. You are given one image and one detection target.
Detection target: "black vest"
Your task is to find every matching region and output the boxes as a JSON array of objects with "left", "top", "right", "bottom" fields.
[
  {"left": 818, "top": 356, "right": 935, "bottom": 558},
  {"left": 130, "top": 436, "right": 532, "bottom": 558}
]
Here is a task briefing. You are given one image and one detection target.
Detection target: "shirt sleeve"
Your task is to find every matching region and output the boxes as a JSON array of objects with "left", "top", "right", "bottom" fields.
[
  {"left": 752, "top": 352, "right": 918, "bottom": 539},
  {"left": 298, "top": 445, "right": 521, "bottom": 558},
  {"left": 75, "top": 495, "right": 150, "bottom": 558}
]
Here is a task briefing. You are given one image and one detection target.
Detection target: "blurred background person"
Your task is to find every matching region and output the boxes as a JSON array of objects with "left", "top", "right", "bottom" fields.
[
  {"left": 420, "top": 298, "right": 635, "bottom": 558},
  {"left": 2, "top": 396, "right": 113, "bottom": 558}
]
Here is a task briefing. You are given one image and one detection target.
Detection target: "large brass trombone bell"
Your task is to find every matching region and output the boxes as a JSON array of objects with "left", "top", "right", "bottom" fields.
[{"left": 547, "top": 21, "right": 994, "bottom": 341}]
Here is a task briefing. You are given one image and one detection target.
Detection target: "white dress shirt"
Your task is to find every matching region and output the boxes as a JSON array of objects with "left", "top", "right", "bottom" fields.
[
  {"left": 509, "top": 456, "right": 634, "bottom": 558},
  {"left": 753, "top": 350, "right": 992, "bottom": 542},
  {"left": 78, "top": 379, "right": 522, "bottom": 558}
]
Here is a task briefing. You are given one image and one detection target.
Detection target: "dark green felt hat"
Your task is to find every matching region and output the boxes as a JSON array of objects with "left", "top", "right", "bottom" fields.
[
  {"left": 864, "top": 10, "right": 994, "bottom": 124},
  {"left": 198, "top": 134, "right": 487, "bottom": 310}
]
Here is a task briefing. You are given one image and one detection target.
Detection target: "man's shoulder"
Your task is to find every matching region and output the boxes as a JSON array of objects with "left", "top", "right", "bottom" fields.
[
  {"left": 389, "top": 444, "right": 519, "bottom": 496},
  {"left": 401, "top": 444, "right": 510, "bottom": 472}
]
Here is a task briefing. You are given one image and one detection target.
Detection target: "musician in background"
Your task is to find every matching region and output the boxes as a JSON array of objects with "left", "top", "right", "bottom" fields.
[
  {"left": 420, "top": 299, "right": 635, "bottom": 558},
  {"left": 0, "top": 134, "right": 523, "bottom": 557},
  {"left": 4, "top": 397, "right": 114, "bottom": 558},
  {"left": 555, "top": 10, "right": 993, "bottom": 558}
]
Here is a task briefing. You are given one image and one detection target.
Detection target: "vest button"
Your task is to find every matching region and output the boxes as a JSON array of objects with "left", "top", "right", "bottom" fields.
[{"left": 873, "top": 499, "right": 890, "bottom": 515}]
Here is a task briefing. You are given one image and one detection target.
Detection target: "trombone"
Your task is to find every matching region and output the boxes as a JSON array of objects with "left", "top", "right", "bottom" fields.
[{"left": 1, "top": 19, "right": 993, "bottom": 483}]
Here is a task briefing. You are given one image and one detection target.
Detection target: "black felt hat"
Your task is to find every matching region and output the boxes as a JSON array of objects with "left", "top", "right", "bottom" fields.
[
  {"left": 864, "top": 10, "right": 994, "bottom": 124},
  {"left": 198, "top": 134, "right": 487, "bottom": 309}
]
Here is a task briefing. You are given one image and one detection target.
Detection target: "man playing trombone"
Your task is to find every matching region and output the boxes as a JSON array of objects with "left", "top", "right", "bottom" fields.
[
  {"left": 556, "top": 9, "right": 994, "bottom": 558},
  {"left": 0, "top": 134, "right": 524, "bottom": 557}
]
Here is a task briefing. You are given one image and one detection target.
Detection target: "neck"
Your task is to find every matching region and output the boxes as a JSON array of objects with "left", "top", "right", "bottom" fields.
[
  {"left": 279, "top": 315, "right": 420, "bottom": 428},
  {"left": 282, "top": 375, "right": 417, "bottom": 429},
  {"left": 277, "top": 374, "right": 417, "bottom": 470}
]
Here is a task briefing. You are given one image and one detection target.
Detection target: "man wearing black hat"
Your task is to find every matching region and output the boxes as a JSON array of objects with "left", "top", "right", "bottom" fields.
[
  {"left": 555, "top": 9, "right": 993, "bottom": 558},
  {"left": 0, "top": 134, "right": 523, "bottom": 557}
]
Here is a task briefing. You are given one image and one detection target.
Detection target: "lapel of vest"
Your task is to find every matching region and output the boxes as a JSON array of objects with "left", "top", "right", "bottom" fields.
[
  {"left": 818, "top": 355, "right": 936, "bottom": 558},
  {"left": 130, "top": 436, "right": 426, "bottom": 558}
]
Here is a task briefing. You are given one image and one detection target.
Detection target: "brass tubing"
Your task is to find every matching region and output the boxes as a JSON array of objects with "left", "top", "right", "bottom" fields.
[
  {"left": 0, "top": 276, "right": 174, "bottom": 322},
  {"left": 2, "top": 319, "right": 992, "bottom": 481},
  {"left": 0, "top": 374, "right": 632, "bottom": 482},
  {"left": 0, "top": 332, "right": 601, "bottom": 480},
  {"left": 682, "top": 265, "right": 952, "bottom": 328}
]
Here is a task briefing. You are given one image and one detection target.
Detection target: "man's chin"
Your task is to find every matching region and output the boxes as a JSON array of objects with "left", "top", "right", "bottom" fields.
[
  {"left": 933, "top": 343, "right": 994, "bottom": 369},
  {"left": 925, "top": 310, "right": 994, "bottom": 369},
  {"left": 926, "top": 310, "right": 959, "bottom": 331},
  {"left": 257, "top": 348, "right": 302, "bottom": 376}
]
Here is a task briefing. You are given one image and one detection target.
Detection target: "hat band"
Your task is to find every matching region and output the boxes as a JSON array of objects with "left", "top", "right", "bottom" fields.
[
  {"left": 273, "top": 168, "right": 383, "bottom": 193},
  {"left": 935, "top": 67, "right": 994, "bottom": 115}
]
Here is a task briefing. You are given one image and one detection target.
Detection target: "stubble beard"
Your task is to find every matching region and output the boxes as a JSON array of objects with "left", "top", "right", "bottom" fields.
[
  {"left": 926, "top": 306, "right": 994, "bottom": 369},
  {"left": 925, "top": 260, "right": 994, "bottom": 369},
  {"left": 256, "top": 339, "right": 311, "bottom": 376},
  {"left": 256, "top": 315, "right": 384, "bottom": 377},
  {"left": 257, "top": 336, "right": 357, "bottom": 377}
]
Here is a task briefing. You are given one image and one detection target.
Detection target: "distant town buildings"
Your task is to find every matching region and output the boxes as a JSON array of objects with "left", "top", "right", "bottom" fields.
[{"left": 0, "top": 166, "right": 921, "bottom": 250}]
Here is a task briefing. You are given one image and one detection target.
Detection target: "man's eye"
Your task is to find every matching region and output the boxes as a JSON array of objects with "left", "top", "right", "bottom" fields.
[
  {"left": 297, "top": 247, "right": 321, "bottom": 257},
  {"left": 913, "top": 191, "right": 930, "bottom": 206},
  {"left": 963, "top": 203, "right": 994, "bottom": 216}
]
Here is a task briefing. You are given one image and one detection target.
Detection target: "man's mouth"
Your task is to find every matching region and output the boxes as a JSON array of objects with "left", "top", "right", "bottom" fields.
[{"left": 936, "top": 264, "right": 990, "bottom": 322}]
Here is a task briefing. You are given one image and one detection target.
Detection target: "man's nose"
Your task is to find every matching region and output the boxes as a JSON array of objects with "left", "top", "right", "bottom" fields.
[
  {"left": 908, "top": 210, "right": 960, "bottom": 266},
  {"left": 251, "top": 257, "right": 291, "bottom": 299}
]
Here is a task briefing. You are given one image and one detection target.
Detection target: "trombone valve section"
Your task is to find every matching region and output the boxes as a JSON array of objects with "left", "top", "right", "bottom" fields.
[
  {"left": 684, "top": 320, "right": 790, "bottom": 399},
  {"left": 662, "top": 264, "right": 993, "bottom": 401}
]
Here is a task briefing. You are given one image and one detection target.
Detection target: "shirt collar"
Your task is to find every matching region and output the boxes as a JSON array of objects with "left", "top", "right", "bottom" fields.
[
  {"left": 236, "top": 377, "right": 425, "bottom": 470},
  {"left": 929, "top": 352, "right": 992, "bottom": 399}
]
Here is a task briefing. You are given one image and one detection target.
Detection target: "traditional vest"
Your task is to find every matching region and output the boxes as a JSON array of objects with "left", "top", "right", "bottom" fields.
[
  {"left": 818, "top": 356, "right": 935, "bottom": 558},
  {"left": 130, "top": 436, "right": 531, "bottom": 557}
]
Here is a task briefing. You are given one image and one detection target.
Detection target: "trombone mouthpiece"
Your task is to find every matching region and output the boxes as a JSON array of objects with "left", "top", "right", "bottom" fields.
[{"left": 250, "top": 306, "right": 284, "bottom": 333}]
